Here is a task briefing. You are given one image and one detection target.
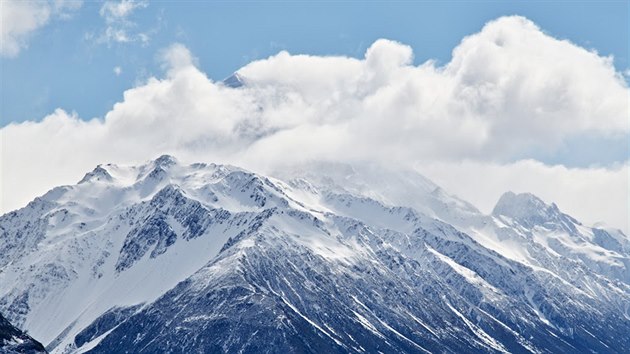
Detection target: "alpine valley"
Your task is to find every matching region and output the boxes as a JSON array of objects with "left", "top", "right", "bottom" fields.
[{"left": 1, "top": 155, "right": 629, "bottom": 353}]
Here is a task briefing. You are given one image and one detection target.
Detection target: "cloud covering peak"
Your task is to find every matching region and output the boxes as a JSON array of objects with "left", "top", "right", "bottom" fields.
[{"left": 1, "top": 16, "right": 628, "bottom": 232}]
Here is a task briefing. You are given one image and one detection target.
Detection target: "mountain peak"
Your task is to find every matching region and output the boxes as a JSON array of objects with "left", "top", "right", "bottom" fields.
[
  {"left": 492, "top": 191, "right": 578, "bottom": 231},
  {"left": 493, "top": 191, "right": 549, "bottom": 213},
  {"left": 153, "top": 154, "right": 177, "bottom": 167},
  {"left": 222, "top": 72, "right": 245, "bottom": 88},
  {"left": 78, "top": 165, "right": 113, "bottom": 184}
]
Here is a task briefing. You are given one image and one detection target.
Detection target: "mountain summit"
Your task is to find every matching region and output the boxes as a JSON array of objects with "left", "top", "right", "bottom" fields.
[
  {"left": 1, "top": 157, "right": 628, "bottom": 353},
  {"left": 492, "top": 191, "right": 579, "bottom": 232}
]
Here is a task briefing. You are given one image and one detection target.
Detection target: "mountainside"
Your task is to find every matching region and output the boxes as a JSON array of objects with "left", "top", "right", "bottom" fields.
[
  {"left": 0, "top": 313, "right": 47, "bottom": 354},
  {"left": 0, "top": 156, "right": 628, "bottom": 353}
]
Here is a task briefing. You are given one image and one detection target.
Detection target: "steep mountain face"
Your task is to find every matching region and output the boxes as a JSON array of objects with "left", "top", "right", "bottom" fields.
[
  {"left": 0, "top": 313, "right": 47, "bottom": 354},
  {"left": 0, "top": 156, "right": 628, "bottom": 353}
]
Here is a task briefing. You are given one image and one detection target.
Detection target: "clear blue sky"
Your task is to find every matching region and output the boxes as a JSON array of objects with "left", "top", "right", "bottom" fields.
[{"left": 1, "top": 1, "right": 628, "bottom": 127}]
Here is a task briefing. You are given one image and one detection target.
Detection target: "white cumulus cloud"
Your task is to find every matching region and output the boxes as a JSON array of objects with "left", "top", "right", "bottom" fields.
[
  {"left": 1, "top": 16, "right": 628, "bottom": 232},
  {"left": 0, "top": 0, "right": 82, "bottom": 57}
]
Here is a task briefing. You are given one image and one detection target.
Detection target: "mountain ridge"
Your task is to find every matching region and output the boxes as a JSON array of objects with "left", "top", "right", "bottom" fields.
[{"left": 0, "top": 156, "right": 628, "bottom": 353}]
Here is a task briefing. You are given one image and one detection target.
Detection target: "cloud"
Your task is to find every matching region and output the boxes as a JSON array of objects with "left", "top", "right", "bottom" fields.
[
  {"left": 233, "top": 17, "right": 628, "bottom": 164},
  {"left": 159, "top": 43, "right": 197, "bottom": 72},
  {"left": 113, "top": 66, "right": 123, "bottom": 76},
  {"left": 0, "top": 0, "right": 82, "bottom": 57},
  {"left": 100, "top": 0, "right": 147, "bottom": 23},
  {"left": 96, "top": 0, "right": 149, "bottom": 44},
  {"left": 1, "top": 16, "right": 628, "bottom": 232}
]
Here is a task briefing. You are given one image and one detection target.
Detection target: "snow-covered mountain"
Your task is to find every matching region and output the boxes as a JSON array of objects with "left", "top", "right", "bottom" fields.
[{"left": 1, "top": 156, "right": 628, "bottom": 353}]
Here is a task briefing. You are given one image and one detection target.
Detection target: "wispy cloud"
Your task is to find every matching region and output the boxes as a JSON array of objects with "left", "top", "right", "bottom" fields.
[
  {"left": 95, "top": 0, "right": 149, "bottom": 45},
  {"left": 0, "top": 0, "right": 82, "bottom": 57},
  {"left": 100, "top": 0, "right": 147, "bottom": 23},
  {"left": 113, "top": 66, "right": 123, "bottom": 76}
]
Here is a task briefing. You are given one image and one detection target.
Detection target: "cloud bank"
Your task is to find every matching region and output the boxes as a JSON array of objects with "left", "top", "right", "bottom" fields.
[
  {"left": 1, "top": 16, "right": 628, "bottom": 232},
  {"left": 0, "top": 0, "right": 82, "bottom": 57}
]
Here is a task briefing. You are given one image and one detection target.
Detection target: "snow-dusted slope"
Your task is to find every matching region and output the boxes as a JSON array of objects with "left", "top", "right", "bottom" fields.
[{"left": 1, "top": 156, "right": 628, "bottom": 353}]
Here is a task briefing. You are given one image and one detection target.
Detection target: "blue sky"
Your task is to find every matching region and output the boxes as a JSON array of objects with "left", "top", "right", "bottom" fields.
[{"left": 1, "top": 1, "right": 628, "bottom": 126}]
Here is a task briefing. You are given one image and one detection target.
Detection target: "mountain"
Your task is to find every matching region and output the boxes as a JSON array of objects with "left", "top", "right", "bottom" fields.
[
  {"left": 0, "top": 313, "right": 47, "bottom": 354},
  {"left": 222, "top": 72, "right": 245, "bottom": 88},
  {"left": 0, "top": 156, "right": 628, "bottom": 353}
]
